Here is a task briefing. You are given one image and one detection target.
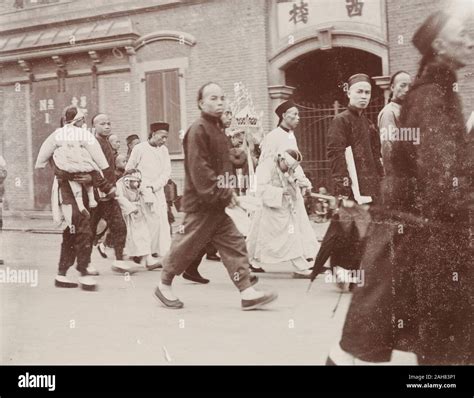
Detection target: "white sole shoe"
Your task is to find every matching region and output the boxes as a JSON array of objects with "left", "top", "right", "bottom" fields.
[
  {"left": 78, "top": 275, "right": 98, "bottom": 291},
  {"left": 55, "top": 275, "right": 78, "bottom": 288}
]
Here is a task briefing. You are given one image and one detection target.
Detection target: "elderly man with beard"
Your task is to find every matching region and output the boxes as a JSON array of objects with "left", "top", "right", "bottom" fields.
[{"left": 328, "top": 9, "right": 473, "bottom": 366}]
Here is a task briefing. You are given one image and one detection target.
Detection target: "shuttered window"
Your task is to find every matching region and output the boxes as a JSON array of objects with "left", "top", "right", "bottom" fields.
[{"left": 145, "top": 69, "right": 182, "bottom": 154}]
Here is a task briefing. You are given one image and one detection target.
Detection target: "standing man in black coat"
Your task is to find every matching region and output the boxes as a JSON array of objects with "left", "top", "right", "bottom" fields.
[
  {"left": 89, "top": 113, "right": 131, "bottom": 274},
  {"left": 321, "top": 74, "right": 384, "bottom": 282},
  {"left": 153, "top": 82, "right": 277, "bottom": 310},
  {"left": 328, "top": 9, "right": 473, "bottom": 365},
  {"left": 327, "top": 73, "right": 384, "bottom": 204}
]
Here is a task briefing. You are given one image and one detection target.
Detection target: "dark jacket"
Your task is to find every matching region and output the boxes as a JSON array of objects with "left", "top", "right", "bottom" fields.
[
  {"left": 392, "top": 59, "right": 474, "bottom": 222},
  {"left": 181, "top": 112, "right": 234, "bottom": 212},
  {"left": 327, "top": 105, "right": 384, "bottom": 200},
  {"left": 95, "top": 134, "right": 116, "bottom": 184},
  {"left": 387, "top": 58, "right": 473, "bottom": 364}
]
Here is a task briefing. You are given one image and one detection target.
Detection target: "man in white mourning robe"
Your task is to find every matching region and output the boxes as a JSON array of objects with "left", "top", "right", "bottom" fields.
[
  {"left": 247, "top": 100, "right": 318, "bottom": 277},
  {"left": 125, "top": 122, "right": 172, "bottom": 259}
]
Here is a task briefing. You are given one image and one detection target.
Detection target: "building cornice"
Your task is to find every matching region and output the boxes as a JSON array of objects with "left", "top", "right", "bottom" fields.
[
  {"left": 0, "top": 0, "right": 210, "bottom": 35},
  {"left": 0, "top": 36, "right": 138, "bottom": 64}
]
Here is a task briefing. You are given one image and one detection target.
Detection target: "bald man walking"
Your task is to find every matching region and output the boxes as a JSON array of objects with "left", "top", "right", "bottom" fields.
[
  {"left": 90, "top": 113, "right": 131, "bottom": 274},
  {"left": 153, "top": 82, "right": 278, "bottom": 310}
]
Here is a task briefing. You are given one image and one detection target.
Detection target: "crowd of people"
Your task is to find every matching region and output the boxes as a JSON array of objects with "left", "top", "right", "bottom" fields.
[{"left": 31, "top": 8, "right": 473, "bottom": 364}]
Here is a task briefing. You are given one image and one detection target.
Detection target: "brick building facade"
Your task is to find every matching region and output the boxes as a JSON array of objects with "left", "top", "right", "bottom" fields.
[{"left": 0, "top": 0, "right": 472, "bottom": 211}]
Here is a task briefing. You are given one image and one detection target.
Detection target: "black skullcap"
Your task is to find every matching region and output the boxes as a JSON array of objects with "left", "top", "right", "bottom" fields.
[
  {"left": 150, "top": 121, "right": 169, "bottom": 133},
  {"left": 348, "top": 73, "right": 371, "bottom": 88},
  {"left": 412, "top": 10, "right": 450, "bottom": 56},
  {"left": 275, "top": 100, "right": 297, "bottom": 125}
]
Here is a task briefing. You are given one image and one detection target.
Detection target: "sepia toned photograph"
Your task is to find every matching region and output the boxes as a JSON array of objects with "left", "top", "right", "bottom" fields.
[{"left": 0, "top": 0, "right": 472, "bottom": 393}]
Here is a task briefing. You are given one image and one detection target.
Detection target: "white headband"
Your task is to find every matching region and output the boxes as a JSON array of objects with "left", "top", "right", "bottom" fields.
[{"left": 65, "top": 108, "right": 85, "bottom": 125}]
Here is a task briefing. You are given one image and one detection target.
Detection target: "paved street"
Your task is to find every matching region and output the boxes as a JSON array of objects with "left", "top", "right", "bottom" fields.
[
  {"left": 0, "top": 0, "right": 467, "bottom": 374},
  {"left": 0, "top": 221, "right": 414, "bottom": 365}
]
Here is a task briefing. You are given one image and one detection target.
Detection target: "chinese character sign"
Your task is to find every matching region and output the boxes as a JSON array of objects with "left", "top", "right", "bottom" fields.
[
  {"left": 39, "top": 99, "right": 47, "bottom": 111},
  {"left": 38, "top": 98, "right": 54, "bottom": 124},
  {"left": 289, "top": 0, "right": 309, "bottom": 25},
  {"left": 346, "top": 0, "right": 364, "bottom": 17},
  {"left": 277, "top": 0, "right": 382, "bottom": 39}
]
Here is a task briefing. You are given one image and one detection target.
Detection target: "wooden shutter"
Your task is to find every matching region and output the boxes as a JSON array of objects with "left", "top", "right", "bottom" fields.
[{"left": 145, "top": 69, "right": 182, "bottom": 154}]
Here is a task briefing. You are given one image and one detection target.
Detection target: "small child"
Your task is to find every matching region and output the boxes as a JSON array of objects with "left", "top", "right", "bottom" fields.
[
  {"left": 247, "top": 148, "right": 315, "bottom": 275},
  {"left": 115, "top": 169, "right": 160, "bottom": 269},
  {"left": 36, "top": 106, "right": 115, "bottom": 218},
  {"left": 276, "top": 149, "right": 311, "bottom": 197},
  {"left": 114, "top": 154, "right": 127, "bottom": 180},
  {"left": 96, "top": 153, "right": 128, "bottom": 257}
]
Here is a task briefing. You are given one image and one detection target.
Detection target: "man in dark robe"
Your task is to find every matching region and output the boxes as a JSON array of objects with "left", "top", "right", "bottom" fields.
[
  {"left": 328, "top": 9, "right": 473, "bottom": 365},
  {"left": 153, "top": 82, "right": 277, "bottom": 310}
]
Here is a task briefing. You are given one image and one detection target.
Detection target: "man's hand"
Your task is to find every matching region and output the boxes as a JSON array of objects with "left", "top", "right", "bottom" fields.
[
  {"left": 130, "top": 203, "right": 141, "bottom": 216},
  {"left": 73, "top": 173, "right": 93, "bottom": 184},
  {"left": 130, "top": 208, "right": 140, "bottom": 220},
  {"left": 228, "top": 192, "right": 239, "bottom": 208},
  {"left": 283, "top": 185, "right": 297, "bottom": 200}
]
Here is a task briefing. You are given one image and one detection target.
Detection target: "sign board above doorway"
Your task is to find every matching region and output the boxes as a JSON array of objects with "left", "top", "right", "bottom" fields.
[{"left": 277, "top": 0, "right": 383, "bottom": 39}]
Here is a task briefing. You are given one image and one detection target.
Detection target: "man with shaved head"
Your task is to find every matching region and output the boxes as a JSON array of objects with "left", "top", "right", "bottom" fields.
[
  {"left": 89, "top": 113, "right": 131, "bottom": 274},
  {"left": 153, "top": 82, "right": 278, "bottom": 310},
  {"left": 107, "top": 134, "right": 121, "bottom": 157}
]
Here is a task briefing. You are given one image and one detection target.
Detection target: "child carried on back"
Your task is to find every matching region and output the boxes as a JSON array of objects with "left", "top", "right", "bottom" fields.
[{"left": 35, "top": 106, "right": 115, "bottom": 218}]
